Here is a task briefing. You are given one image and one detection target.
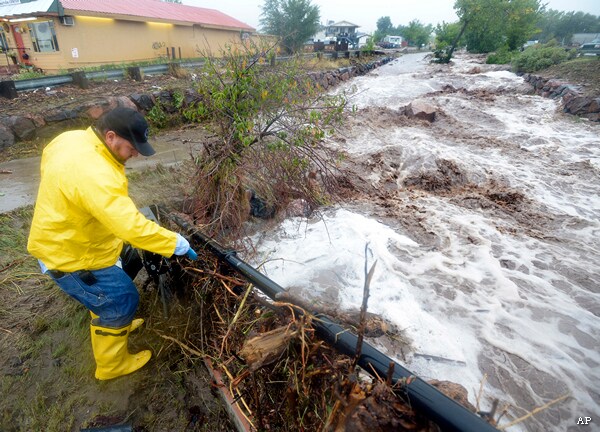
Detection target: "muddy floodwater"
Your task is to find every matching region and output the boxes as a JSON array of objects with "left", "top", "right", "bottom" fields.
[{"left": 252, "top": 53, "right": 600, "bottom": 432}]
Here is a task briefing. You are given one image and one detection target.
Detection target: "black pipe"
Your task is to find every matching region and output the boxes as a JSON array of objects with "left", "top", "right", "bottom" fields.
[{"left": 164, "top": 211, "right": 498, "bottom": 432}]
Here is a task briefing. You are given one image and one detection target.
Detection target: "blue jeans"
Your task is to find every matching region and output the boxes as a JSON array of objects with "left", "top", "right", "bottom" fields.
[{"left": 49, "top": 265, "right": 139, "bottom": 328}]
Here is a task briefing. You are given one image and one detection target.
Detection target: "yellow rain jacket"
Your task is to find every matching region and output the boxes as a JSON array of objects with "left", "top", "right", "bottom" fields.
[{"left": 27, "top": 127, "right": 177, "bottom": 272}]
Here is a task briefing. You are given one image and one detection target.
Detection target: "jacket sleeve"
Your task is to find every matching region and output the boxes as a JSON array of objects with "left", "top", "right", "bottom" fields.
[{"left": 72, "top": 168, "right": 178, "bottom": 257}]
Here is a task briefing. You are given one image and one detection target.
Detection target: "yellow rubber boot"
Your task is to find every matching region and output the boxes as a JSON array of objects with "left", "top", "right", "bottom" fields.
[
  {"left": 90, "top": 311, "right": 144, "bottom": 332},
  {"left": 90, "top": 322, "right": 152, "bottom": 380}
]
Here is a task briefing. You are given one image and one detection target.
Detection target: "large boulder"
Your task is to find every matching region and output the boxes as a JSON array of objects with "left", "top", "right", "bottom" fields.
[
  {"left": 587, "top": 98, "right": 600, "bottom": 113},
  {"left": 527, "top": 74, "right": 598, "bottom": 122},
  {"left": 564, "top": 96, "right": 592, "bottom": 115},
  {"left": 44, "top": 109, "right": 78, "bottom": 123},
  {"left": 7, "top": 115, "right": 37, "bottom": 140},
  {"left": 0, "top": 124, "right": 15, "bottom": 150},
  {"left": 406, "top": 99, "right": 438, "bottom": 122},
  {"left": 114, "top": 95, "right": 137, "bottom": 110},
  {"left": 130, "top": 93, "right": 156, "bottom": 112}
]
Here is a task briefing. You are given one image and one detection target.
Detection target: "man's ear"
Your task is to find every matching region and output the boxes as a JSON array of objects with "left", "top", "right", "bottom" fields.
[{"left": 104, "top": 130, "right": 117, "bottom": 144}]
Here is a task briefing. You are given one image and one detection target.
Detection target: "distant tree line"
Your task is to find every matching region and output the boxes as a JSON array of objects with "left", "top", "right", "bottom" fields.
[
  {"left": 432, "top": 0, "right": 599, "bottom": 62},
  {"left": 255, "top": 0, "right": 599, "bottom": 58},
  {"left": 537, "top": 9, "right": 600, "bottom": 45}
]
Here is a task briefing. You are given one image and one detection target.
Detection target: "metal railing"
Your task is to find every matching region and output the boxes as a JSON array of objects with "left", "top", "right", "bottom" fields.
[
  {"left": 3, "top": 50, "right": 372, "bottom": 96},
  {"left": 13, "top": 74, "right": 73, "bottom": 91}
]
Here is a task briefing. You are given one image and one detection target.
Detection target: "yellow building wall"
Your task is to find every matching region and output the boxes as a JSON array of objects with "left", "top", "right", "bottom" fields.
[{"left": 22, "top": 15, "right": 249, "bottom": 72}]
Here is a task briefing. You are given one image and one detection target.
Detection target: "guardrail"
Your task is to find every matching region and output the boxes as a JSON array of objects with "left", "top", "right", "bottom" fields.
[
  {"left": 9, "top": 61, "right": 191, "bottom": 94},
  {"left": 0, "top": 50, "right": 371, "bottom": 99}
]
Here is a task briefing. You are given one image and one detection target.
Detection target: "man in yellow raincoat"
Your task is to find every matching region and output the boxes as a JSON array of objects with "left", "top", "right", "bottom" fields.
[{"left": 27, "top": 107, "right": 197, "bottom": 380}]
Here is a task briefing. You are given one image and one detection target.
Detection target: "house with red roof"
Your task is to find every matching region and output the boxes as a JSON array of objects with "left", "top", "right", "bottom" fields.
[{"left": 0, "top": 0, "right": 255, "bottom": 72}]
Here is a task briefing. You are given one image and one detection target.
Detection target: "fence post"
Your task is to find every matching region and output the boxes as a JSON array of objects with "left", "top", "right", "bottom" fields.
[
  {"left": 127, "top": 66, "right": 143, "bottom": 82},
  {"left": 168, "top": 62, "right": 181, "bottom": 77},
  {"left": 0, "top": 80, "right": 17, "bottom": 99},
  {"left": 70, "top": 71, "right": 89, "bottom": 89}
]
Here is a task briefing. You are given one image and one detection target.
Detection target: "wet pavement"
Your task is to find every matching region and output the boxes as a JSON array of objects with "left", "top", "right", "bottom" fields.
[{"left": 0, "top": 131, "right": 201, "bottom": 213}]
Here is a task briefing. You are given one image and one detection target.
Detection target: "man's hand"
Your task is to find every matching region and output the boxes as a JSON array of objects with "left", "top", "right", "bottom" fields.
[
  {"left": 186, "top": 248, "right": 198, "bottom": 260},
  {"left": 175, "top": 233, "right": 197, "bottom": 260}
]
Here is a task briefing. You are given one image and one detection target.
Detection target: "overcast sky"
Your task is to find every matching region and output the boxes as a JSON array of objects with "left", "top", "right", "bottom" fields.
[{"left": 185, "top": 0, "right": 600, "bottom": 33}]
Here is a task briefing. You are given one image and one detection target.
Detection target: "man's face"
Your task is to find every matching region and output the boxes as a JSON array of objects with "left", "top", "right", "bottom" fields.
[{"left": 104, "top": 131, "right": 139, "bottom": 163}]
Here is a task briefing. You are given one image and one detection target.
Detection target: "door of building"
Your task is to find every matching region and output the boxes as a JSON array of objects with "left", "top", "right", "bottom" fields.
[{"left": 10, "top": 24, "right": 31, "bottom": 65}]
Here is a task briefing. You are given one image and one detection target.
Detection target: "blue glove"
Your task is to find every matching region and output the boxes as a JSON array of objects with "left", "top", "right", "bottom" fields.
[{"left": 186, "top": 248, "right": 198, "bottom": 260}]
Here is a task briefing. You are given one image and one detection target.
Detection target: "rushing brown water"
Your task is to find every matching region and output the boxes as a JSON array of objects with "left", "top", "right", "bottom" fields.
[{"left": 253, "top": 52, "right": 600, "bottom": 432}]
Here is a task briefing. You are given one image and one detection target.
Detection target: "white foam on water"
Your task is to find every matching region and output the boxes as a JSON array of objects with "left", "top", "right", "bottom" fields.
[
  {"left": 334, "top": 54, "right": 443, "bottom": 109},
  {"left": 250, "top": 53, "right": 600, "bottom": 431}
]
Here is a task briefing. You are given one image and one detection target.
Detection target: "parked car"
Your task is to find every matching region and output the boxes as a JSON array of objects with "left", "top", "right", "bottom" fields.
[
  {"left": 579, "top": 39, "right": 600, "bottom": 56},
  {"left": 377, "top": 41, "right": 399, "bottom": 49}
]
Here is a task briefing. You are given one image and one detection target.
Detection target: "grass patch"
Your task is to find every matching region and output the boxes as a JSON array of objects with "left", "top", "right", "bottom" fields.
[
  {"left": 0, "top": 207, "right": 41, "bottom": 292},
  {"left": 535, "top": 56, "right": 600, "bottom": 96},
  {"left": 303, "top": 56, "right": 353, "bottom": 70}
]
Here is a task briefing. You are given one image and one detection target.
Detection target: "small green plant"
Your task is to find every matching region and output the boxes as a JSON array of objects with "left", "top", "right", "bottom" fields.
[
  {"left": 361, "top": 37, "right": 375, "bottom": 53},
  {"left": 146, "top": 104, "right": 168, "bottom": 129},
  {"left": 173, "top": 90, "right": 184, "bottom": 110}
]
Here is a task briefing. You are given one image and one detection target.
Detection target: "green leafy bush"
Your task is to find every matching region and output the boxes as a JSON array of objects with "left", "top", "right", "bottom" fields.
[
  {"left": 486, "top": 46, "right": 519, "bottom": 65},
  {"left": 185, "top": 42, "right": 347, "bottom": 235},
  {"left": 512, "top": 43, "right": 577, "bottom": 73}
]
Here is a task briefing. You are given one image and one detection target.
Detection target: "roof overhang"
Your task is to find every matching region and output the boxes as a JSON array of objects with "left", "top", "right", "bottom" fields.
[
  {"left": 60, "top": 9, "right": 196, "bottom": 27},
  {"left": 1, "top": 0, "right": 255, "bottom": 32},
  {"left": 0, "top": 0, "right": 61, "bottom": 20},
  {"left": 59, "top": 9, "right": 252, "bottom": 32},
  {"left": 330, "top": 21, "right": 360, "bottom": 28}
]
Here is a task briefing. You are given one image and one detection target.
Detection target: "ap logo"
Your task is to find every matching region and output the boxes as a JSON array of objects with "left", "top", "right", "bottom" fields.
[{"left": 577, "top": 416, "right": 592, "bottom": 425}]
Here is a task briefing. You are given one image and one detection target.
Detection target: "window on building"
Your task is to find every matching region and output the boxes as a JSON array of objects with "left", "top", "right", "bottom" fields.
[
  {"left": 28, "top": 20, "right": 59, "bottom": 52},
  {"left": 0, "top": 25, "right": 9, "bottom": 52}
]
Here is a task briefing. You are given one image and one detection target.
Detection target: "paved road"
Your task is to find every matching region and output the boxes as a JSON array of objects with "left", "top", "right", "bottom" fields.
[{"left": 0, "top": 134, "right": 198, "bottom": 213}]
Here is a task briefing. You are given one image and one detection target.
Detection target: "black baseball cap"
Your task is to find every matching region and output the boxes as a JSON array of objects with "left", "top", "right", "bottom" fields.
[{"left": 98, "top": 107, "right": 155, "bottom": 156}]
